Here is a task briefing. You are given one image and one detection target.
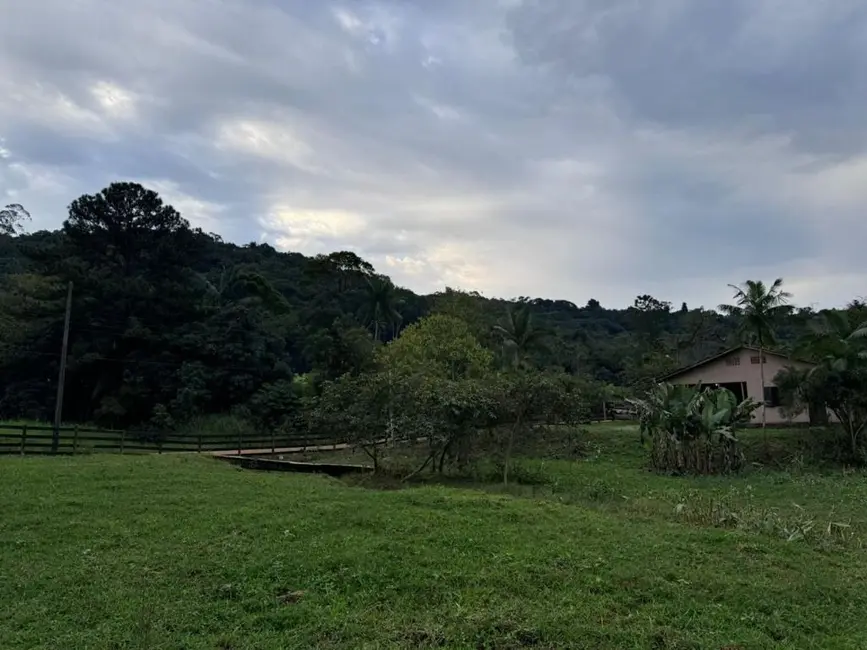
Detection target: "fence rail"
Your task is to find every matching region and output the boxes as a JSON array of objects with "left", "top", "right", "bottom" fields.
[{"left": 0, "top": 424, "right": 345, "bottom": 457}]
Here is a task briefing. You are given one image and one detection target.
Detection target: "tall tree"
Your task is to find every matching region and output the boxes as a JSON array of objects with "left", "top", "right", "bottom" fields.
[
  {"left": 310, "top": 251, "right": 375, "bottom": 293},
  {"left": 718, "top": 278, "right": 792, "bottom": 429},
  {"left": 361, "top": 276, "right": 402, "bottom": 342},
  {"left": 493, "top": 302, "right": 547, "bottom": 369},
  {"left": 0, "top": 203, "right": 30, "bottom": 236}
]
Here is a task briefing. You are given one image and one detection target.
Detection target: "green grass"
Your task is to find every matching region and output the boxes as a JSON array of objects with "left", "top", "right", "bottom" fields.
[{"left": 3, "top": 425, "right": 867, "bottom": 648}]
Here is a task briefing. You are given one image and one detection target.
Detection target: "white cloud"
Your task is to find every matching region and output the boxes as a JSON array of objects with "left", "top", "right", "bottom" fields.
[
  {"left": 265, "top": 207, "right": 367, "bottom": 252},
  {"left": 214, "top": 118, "right": 320, "bottom": 173},
  {"left": 141, "top": 179, "right": 226, "bottom": 233},
  {"left": 332, "top": 8, "right": 364, "bottom": 35},
  {"left": 2, "top": 0, "right": 867, "bottom": 309},
  {"left": 90, "top": 81, "right": 137, "bottom": 118},
  {"left": 0, "top": 81, "right": 111, "bottom": 138}
]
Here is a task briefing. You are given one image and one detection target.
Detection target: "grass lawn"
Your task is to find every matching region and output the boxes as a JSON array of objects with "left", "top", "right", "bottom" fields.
[{"left": 3, "top": 425, "right": 867, "bottom": 648}]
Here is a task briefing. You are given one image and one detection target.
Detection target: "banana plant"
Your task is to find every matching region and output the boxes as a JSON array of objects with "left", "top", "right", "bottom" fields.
[{"left": 628, "top": 383, "right": 760, "bottom": 473}]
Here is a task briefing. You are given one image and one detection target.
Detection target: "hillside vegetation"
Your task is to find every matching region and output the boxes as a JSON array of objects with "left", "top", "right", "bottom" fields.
[{"left": 2, "top": 182, "right": 862, "bottom": 432}]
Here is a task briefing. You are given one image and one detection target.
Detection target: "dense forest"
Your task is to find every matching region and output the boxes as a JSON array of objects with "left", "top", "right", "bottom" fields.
[{"left": 0, "top": 183, "right": 864, "bottom": 449}]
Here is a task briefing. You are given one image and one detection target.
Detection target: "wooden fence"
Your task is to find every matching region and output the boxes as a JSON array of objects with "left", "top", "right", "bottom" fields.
[{"left": 0, "top": 424, "right": 346, "bottom": 456}]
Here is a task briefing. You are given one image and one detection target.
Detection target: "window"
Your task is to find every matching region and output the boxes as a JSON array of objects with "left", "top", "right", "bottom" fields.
[
  {"left": 750, "top": 355, "right": 767, "bottom": 364},
  {"left": 725, "top": 356, "right": 741, "bottom": 366},
  {"left": 763, "top": 386, "right": 781, "bottom": 408}
]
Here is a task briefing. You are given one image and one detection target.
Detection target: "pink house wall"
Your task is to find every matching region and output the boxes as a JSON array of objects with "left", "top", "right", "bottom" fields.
[{"left": 668, "top": 348, "right": 816, "bottom": 425}]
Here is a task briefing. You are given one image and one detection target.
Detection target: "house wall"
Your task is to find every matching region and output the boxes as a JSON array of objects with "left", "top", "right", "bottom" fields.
[{"left": 668, "top": 349, "right": 816, "bottom": 425}]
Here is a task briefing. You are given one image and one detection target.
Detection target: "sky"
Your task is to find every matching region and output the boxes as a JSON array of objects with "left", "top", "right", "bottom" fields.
[{"left": 2, "top": 0, "right": 867, "bottom": 310}]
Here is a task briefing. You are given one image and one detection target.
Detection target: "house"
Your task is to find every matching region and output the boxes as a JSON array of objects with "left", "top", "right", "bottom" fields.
[{"left": 658, "top": 345, "right": 827, "bottom": 425}]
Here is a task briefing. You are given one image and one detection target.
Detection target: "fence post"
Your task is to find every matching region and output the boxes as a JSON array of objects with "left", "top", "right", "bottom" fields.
[
  {"left": 73, "top": 425, "right": 79, "bottom": 455},
  {"left": 198, "top": 430, "right": 203, "bottom": 454},
  {"left": 120, "top": 429, "right": 126, "bottom": 455},
  {"left": 237, "top": 427, "right": 242, "bottom": 455},
  {"left": 20, "top": 424, "right": 27, "bottom": 456},
  {"left": 158, "top": 435, "right": 163, "bottom": 455},
  {"left": 271, "top": 429, "right": 276, "bottom": 454}
]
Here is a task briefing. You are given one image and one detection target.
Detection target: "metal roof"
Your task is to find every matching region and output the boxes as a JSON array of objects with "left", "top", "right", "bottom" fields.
[{"left": 657, "top": 345, "right": 813, "bottom": 382}]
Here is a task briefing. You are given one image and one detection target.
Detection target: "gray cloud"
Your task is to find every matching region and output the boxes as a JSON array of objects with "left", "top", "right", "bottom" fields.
[{"left": 2, "top": 0, "right": 867, "bottom": 308}]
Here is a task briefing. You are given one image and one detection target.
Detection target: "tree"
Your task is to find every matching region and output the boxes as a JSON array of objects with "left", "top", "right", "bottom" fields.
[
  {"left": 493, "top": 302, "right": 547, "bottom": 369},
  {"left": 496, "top": 370, "right": 588, "bottom": 485},
  {"left": 310, "top": 251, "right": 375, "bottom": 293},
  {"left": 312, "top": 371, "right": 399, "bottom": 471},
  {"left": 629, "top": 294, "right": 673, "bottom": 349},
  {"left": 633, "top": 294, "right": 671, "bottom": 313},
  {"left": 378, "top": 314, "right": 495, "bottom": 475},
  {"left": 380, "top": 314, "right": 493, "bottom": 380},
  {"left": 429, "top": 287, "right": 495, "bottom": 347},
  {"left": 663, "top": 308, "right": 724, "bottom": 366},
  {"left": 361, "top": 276, "right": 402, "bottom": 341},
  {"left": 249, "top": 379, "right": 299, "bottom": 431},
  {"left": 303, "top": 317, "right": 376, "bottom": 381},
  {"left": 64, "top": 182, "right": 192, "bottom": 272},
  {"left": 718, "top": 279, "right": 792, "bottom": 430},
  {"left": 0, "top": 204, "right": 31, "bottom": 236},
  {"left": 777, "top": 309, "right": 867, "bottom": 458}
]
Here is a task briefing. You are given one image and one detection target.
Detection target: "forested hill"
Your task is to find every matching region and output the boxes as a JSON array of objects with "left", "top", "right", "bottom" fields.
[{"left": 0, "top": 182, "right": 823, "bottom": 428}]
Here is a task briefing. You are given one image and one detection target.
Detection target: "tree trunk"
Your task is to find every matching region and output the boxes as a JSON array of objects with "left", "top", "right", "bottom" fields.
[
  {"left": 387, "top": 406, "right": 394, "bottom": 448},
  {"left": 362, "top": 444, "right": 379, "bottom": 473},
  {"left": 438, "top": 443, "right": 449, "bottom": 474},
  {"left": 503, "top": 412, "right": 524, "bottom": 486},
  {"left": 402, "top": 451, "right": 435, "bottom": 482},
  {"left": 374, "top": 320, "right": 379, "bottom": 342}
]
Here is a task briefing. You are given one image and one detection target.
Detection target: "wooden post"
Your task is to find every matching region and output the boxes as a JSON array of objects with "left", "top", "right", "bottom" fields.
[
  {"left": 20, "top": 424, "right": 27, "bottom": 456},
  {"left": 237, "top": 427, "right": 242, "bottom": 455},
  {"left": 73, "top": 425, "right": 79, "bottom": 455},
  {"left": 52, "top": 281, "right": 73, "bottom": 454},
  {"left": 120, "top": 429, "right": 126, "bottom": 454},
  {"left": 197, "top": 431, "right": 203, "bottom": 454},
  {"left": 158, "top": 435, "right": 163, "bottom": 455},
  {"left": 271, "top": 429, "right": 276, "bottom": 454}
]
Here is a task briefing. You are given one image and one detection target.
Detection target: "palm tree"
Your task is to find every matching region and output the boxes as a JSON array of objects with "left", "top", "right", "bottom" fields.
[
  {"left": 718, "top": 278, "right": 792, "bottom": 429},
  {"left": 493, "top": 302, "right": 547, "bottom": 369},
  {"left": 797, "top": 310, "right": 867, "bottom": 371},
  {"left": 361, "top": 276, "right": 402, "bottom": 342},
  {"left": 778, "top": 309, "right": 867, "bottom": 452},
  {"left": 198, "top": 266, "right": 288, "bottom": 313}
]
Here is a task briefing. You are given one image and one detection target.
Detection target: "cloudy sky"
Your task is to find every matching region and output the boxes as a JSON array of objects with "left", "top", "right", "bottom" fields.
[{"left": 2, "top": 0, "right": 867, "bottom": 309}]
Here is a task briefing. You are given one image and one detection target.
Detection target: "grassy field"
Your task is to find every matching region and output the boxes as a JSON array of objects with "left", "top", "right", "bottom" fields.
[{"left": 3, "top": 424, "right": 867, "bottom": 648}]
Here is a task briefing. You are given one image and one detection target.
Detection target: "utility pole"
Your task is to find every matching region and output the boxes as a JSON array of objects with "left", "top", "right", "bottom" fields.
[{"left": 52, "top": 281, "right": 73, "bottom": 454}]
